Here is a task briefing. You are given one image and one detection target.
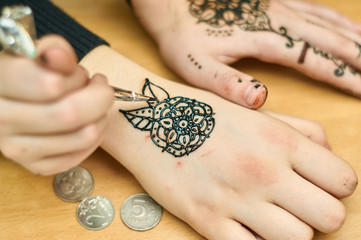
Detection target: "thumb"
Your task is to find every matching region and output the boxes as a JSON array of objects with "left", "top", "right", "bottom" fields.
[
  {"left": 174, "top": 54, "right": 268, "bottom": 109},
  {"left": 36, "top": 34, "right": 78, "bottom": 75}
]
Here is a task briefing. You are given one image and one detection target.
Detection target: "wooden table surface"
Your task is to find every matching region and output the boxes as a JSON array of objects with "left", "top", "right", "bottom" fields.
[{"left": 1, "top": 0, "right": 361, "bottom": 239}]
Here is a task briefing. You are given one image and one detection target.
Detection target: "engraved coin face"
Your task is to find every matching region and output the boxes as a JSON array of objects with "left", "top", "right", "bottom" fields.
[
  {"left": 76, "top": 195, "right": 114, "bottom": 230},
  {"left": 53, "top": 166, "right": 94, "bottom": 202},
  {"left": 121, "top": 193, "right": 163, "bottom": 231}
]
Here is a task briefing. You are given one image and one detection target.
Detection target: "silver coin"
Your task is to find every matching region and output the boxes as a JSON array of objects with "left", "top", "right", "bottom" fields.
[
  {"left": 53, "top": 166, "right": 94, "bottom": 202},
  {"left": 121, "top": 193, "right": 163, "bottom": 231},
  {"left": 76, "top": 195, "right": 114, "bottom": 230}
]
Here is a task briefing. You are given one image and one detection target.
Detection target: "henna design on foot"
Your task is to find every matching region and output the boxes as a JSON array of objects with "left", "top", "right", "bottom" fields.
[{"left": 119, "top": 79, "right": 215, "bottom": 157}]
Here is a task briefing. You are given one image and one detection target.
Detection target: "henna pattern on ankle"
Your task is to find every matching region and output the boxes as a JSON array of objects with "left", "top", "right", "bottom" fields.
[{"left": 119, "top": 79, "right": 215, "bottom": 157}]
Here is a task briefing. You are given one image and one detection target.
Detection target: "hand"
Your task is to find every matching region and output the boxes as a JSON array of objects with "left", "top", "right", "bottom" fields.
[
  {"left": 83, "top": 46, "right": 358, "bottom": 240},
  {"left": 131, "top": 0, "right": 361, "bottom": 109},
  {"left": 110, "top": 77, "right": 357, "bottom": 240},
  {"left": 0, "top": 35, "right": 114, "bottom": 175}
]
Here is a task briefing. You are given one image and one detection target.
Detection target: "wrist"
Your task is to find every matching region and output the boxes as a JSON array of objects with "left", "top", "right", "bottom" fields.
[{"left": 79, "top": 45, "right": 218, "bottom": 177}]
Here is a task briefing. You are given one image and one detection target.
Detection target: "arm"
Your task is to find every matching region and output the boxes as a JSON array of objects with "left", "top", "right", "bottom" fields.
[{"left": 80, "top": 45, "right": 357, "bottom": 240}]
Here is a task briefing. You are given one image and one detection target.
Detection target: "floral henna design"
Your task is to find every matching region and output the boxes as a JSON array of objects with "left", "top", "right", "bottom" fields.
[
  {"left": 188, "top": 0, "right": 295, "bottom": 47},
  {"left": 119, "top": 79, "right": 215, "bottom": 157},
  {"left": 188, "top": 1, "right": 361, "bottom": 78}
]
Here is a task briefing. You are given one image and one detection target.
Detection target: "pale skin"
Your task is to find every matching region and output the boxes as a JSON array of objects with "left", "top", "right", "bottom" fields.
[
  {"left": 130, "top": 0, "right": 361, "bottom": 109},
  {"left": 0, "top": 35, "right": 357, "bottom": 239},
  {"left": 84, "top": 46, "right": 357, "bottom": 240},
  {"left": 0, "top": 36, "right": 114, "bottom": 173}
]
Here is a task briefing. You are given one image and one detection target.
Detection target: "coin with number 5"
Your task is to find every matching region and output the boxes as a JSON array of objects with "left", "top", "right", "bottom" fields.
[{"left": 121, "top": 193, "right": 163, "bottom": 231}]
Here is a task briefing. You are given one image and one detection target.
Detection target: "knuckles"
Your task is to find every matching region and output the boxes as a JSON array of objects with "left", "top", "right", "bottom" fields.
[
  {"left": 0, "top": 141, "right": 29, "bottom": 163},
  {"left": 54, "top": 99, "right": 81, "bottom": 127},
  {"left": 78, "top": 124, "right": 103, "bottom": 148},
  {"left": 38, "top": 72, "right": 65, "bottom": 100},
  {"left": 217, "top": 71, "right": 239, "bottom": 96}
]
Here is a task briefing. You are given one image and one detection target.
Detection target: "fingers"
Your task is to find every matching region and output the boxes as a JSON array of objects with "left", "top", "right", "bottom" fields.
[
  {"left": 213, "top": 219, "right": 257, "bottom": 240},
  {"left": 235, "top": 202, "right": 313, "bottom": 240},
  {"left": 0, "top": 35, "right": 89, "bottom": 101},
  {"left": 252, "top": 32, "right": 361, "bottom": 97},
  {"left": 284, "top": 15, "right": 361, "bottom": 70},
  {"left": 260, "top": 109, "right": 331, "bottom": 149},
  {"left": 36, "top": 34, "right": 78, "bottom": 75},
  {"left": 0, "top": 58, "right": 89, "bottom": 101},
  {"left": 280, "top": 0, "right": 361, "bottom": 34},
  {"left": 243, "top": 1, "right": 361, "bottom": 97},
  {"left": 182, "top": 55, "right": 268, "bottom": 109},
  {"left": 26, "top": 143, "right": 102, "bottom": 176},
  {"left": 0, "top": 73, "right": 114, "bottom": 135},
  {"left": 195, "top": 217, "right": 257, "bottom": 240},
  {"left": 291, "top": 137, "right": 358, "bottom": 198},
  {"left": 272, "top": 169, "right": 347, "bottom": 233},
  {"left": 295, "top": 11, "right": 361, "bottom": 46},
  {"left": 1, "top": 116, "right": 107, "bottom": 163}
]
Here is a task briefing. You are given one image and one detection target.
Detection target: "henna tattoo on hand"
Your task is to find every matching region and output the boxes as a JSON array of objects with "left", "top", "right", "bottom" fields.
[
  {"left": 188, "top": 0, "right": 295, "bottom": 47},
  {"left": 119, "top": 79, "right": 215, "bottom": 157},
  {"left": 188, "top": 54, "right": 203, "bottom": 69},
  {"left": 188, "top": 1, "right": 361, "bottom": 78},
  {"left": 298, "top": 42, "right": 310, "bottom": 64},
  {"left": 206, "top": 28, "right": 233, "bottom": 37},
  {"left": 298, "top": 41, "right": 361, "bottom": 77}
]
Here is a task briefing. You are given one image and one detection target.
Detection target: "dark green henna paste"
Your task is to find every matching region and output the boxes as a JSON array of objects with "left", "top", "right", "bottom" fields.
[{"left": 119, "top": 79, "right": 215, "bottom": 157}]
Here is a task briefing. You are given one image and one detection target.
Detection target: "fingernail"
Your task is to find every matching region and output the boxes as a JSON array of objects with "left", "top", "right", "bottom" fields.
[{"left": 244, "top": 80, "right": 268, "bottom": 109}]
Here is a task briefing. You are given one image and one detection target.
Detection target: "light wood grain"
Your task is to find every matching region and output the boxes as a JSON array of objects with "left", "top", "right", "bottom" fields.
[{"left": 1, "top": 0, "right": 361, "bottom": 239}]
